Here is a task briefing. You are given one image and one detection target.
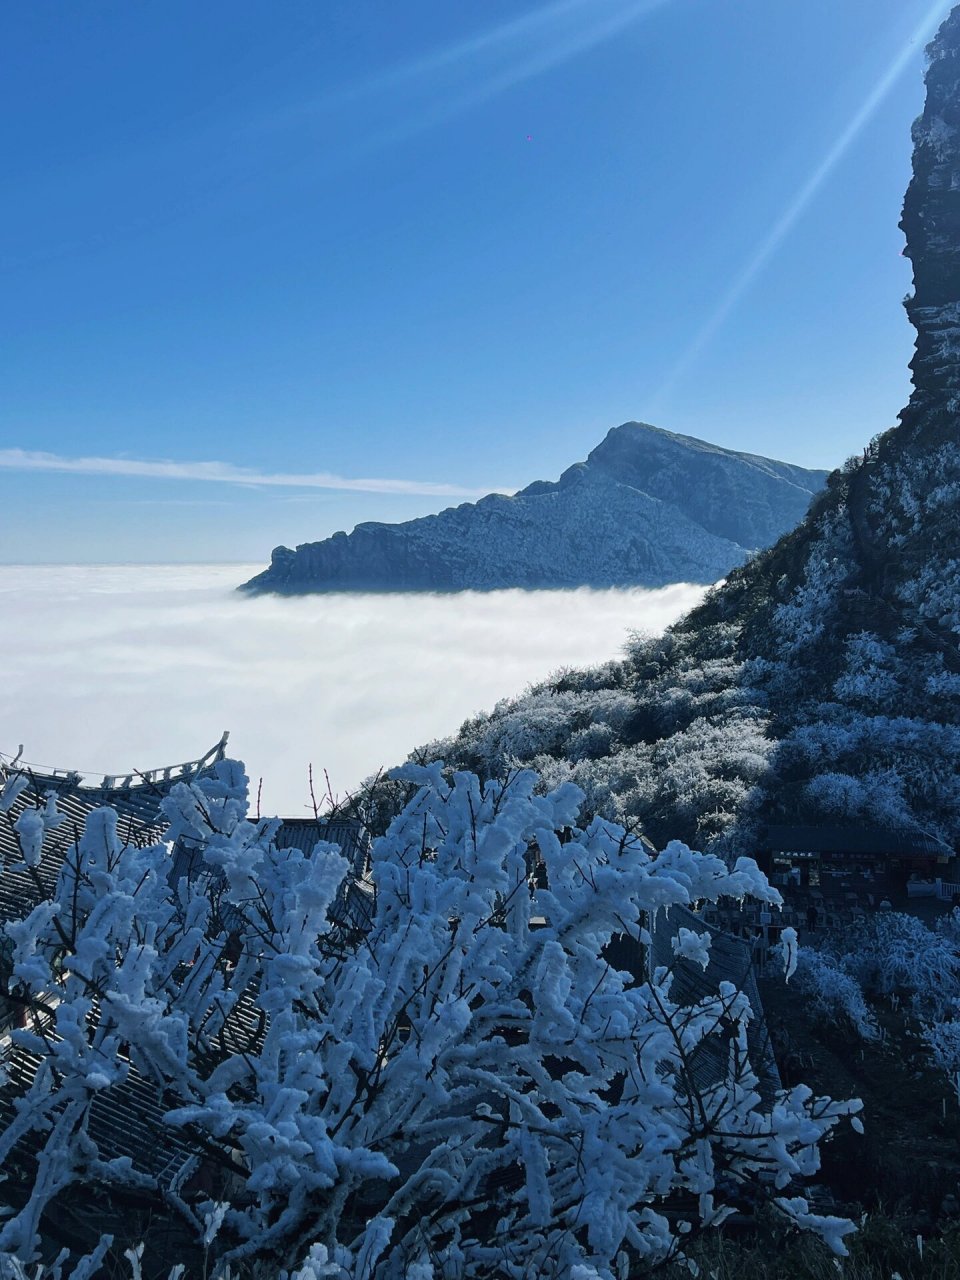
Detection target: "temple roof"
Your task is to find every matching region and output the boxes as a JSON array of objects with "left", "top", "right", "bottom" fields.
[
  {"left": 0, "top": 730, "right": 230, "bottom": 798},
  {"left": 0, "top": 735, "right": 230, "bottom": 927}
]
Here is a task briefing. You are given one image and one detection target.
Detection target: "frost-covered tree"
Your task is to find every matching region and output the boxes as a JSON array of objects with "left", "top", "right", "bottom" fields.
[
  {"left": 789, "top": 949, "right": 878, "bottom": 1044},
  {"left": 826, "top": 912, "right": 960, "bottom": 1021},
  {"left": 0, "top": 760, "right": 861, "bottom": 1278}
]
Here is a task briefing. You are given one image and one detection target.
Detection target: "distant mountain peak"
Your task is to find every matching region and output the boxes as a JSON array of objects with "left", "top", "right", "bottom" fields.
[{"left": 240, "top": 425, "right": 827, "bottom": 595}]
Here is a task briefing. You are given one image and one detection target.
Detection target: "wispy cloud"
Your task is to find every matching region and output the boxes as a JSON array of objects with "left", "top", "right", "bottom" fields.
[{"left": 0, "top": 448, "right": 508, "bottom": 498}]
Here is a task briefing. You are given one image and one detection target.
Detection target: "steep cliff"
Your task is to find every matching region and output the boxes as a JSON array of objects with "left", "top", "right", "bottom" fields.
[
  {"left": 901, "top": 7, "right": 960, "bottom": 426},
  {"left": 240, "top": 423, "right": 827, "bottom": 594}
]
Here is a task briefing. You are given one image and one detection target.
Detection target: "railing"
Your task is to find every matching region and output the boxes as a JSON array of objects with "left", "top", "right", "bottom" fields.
[{"left": 937, "top": 878, "right": 960, "bottom": 901}]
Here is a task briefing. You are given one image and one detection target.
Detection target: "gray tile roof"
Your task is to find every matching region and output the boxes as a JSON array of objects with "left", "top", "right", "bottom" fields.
[
  {"left": 648, "top": 904, "right": 781, "bottom": 1106},
  {"left": 0, "top": 737, "right": 231, "bottom": 928}
]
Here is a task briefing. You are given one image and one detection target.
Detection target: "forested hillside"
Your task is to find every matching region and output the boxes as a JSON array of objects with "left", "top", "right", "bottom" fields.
[{"left": 387, "top": 13, "right": 960, "bottom": 858}]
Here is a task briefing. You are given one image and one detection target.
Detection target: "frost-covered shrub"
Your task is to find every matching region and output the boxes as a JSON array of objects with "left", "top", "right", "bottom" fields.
[
  {"left": 647, "top": 716, "right": 770, "bottom": 842},
  {"left": 829, "top": 913, "right": 960, "bottom": 1021},
  {"left": 568, "top": 721, "right": 616, "bottom": 760},
  {"left": 461, "top": 689, "right": 637, "bottom": 775},
  {"left": 525, "top": 748, "right": 657, "bottom": 831},
  {"left": 801, "top": 771, "right": 868, "bottom": 819},
  {"left": 782, "top": 712, "right": 960, "bottom": 840},
  {"left": 921, "top": 1018, "right": 960, "bottom": 1078},
  {"left": 833, "top": 633, "right": 902, "bottom": 711},
  {"left": 802, "top": 768, "right": 913, "bottom": 828},
  {"left": 771, "top": 511, "right": 855, "bottom": 655},
  {"left": 926, "top": 665, "right": 960, "bottom": 700},
  {"left": 0, "top": 760, "right": 861, "bottom": 1278},
  {"left": 936, "top": 906, "right": 960, "bottom": 947},
  {"left": 544, "top": 659, "right": 630, "bottom": 693},
  {"left": 791, "top": 948, "right": 878, "bottom": 1042},
  {"left": 920, "top": 916, "right": 960, "bottom": 1080},
  {"left": 468, "top": 690, "right": 585, "bottom": 771},
  {"left": 899, "top": 556, "right": 960, "bottom": 635},
  {"left": 580, "top": 688, "right": 636, "bottom": 731}
]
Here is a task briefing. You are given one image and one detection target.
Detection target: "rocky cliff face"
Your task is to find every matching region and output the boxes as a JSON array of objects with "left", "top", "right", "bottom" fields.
[
  {"left": 240, "top": 423, "right": 827, "bottom": 594},
  {"left": 901, "top": 8, "right": 960, "bottom": 424}
]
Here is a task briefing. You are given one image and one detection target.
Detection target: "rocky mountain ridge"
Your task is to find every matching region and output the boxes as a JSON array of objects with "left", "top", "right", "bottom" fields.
[{"left": 241, "top": 423, "right": 827, "bottom": 594}]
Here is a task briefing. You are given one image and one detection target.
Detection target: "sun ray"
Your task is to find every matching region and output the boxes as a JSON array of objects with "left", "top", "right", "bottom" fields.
[
  {"left": 265, "top": 0, "right": 675, "bottom": 135},
  {"left": 649, "top": 0, "right": 953, "bottom": 412}
]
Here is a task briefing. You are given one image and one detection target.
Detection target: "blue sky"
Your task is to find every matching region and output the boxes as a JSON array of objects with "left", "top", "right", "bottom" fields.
[{"left": 0, "top": 0, "right": 949, "bottom": 563}]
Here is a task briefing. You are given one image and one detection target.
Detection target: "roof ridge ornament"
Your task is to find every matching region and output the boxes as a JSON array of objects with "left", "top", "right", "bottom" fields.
[{"left": 1, "top": 733, "right": 231, "bottom": 794}]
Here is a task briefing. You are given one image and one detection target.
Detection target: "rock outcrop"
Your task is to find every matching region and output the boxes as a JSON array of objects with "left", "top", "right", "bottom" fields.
[
  {"left": 240, "top": 423, "right": 827, "bottom": 594},
  {"left": 901, "top": 8, "right": 960, "bottom": 422}
]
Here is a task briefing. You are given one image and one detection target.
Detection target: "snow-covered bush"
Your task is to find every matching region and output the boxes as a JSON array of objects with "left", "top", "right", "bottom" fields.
[
  {"left": 567, "top": 721, "right": 616, "bottom": 760},
  {"left": 467, "top": 690, "right": 586, "bottom": 772},
  {"left": 833, "top": 633, "right": 902, "bottom": 711},
  {"left": 466, "top": 689, "right": 636, "bottom": 775},
  {"left": 896, "top": 545, "right": 960, "bottom": 637},
  {"left": 921, "top": 1018, "right": 960, "bottom": 1079},
  {"left": 791, "top": 948, "right": 878, "bottom": 1043},
  {"left": 771, "top": 510, "right": 855, "bottom": 656},
  {"left": 528, "top": 747, "right": 659, "bottom": 832},
  {"left": 802, "top": 768, "right": 913, "bottom": 828},
  {"left": 0, "top": 760, "right": 861, "bottom": 1278},
  {"left": 828, "top": 913, "right": 960, "bottom": 1021}
]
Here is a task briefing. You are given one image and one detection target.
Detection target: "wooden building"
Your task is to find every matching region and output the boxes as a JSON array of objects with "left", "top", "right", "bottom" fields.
[{"left": 761, "top": 823, "right": 953, "bottom": 887}]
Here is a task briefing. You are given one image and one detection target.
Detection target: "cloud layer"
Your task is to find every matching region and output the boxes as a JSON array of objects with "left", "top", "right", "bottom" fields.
[{"left": 0, "top": 565, "right": 705, "bottom": 814}]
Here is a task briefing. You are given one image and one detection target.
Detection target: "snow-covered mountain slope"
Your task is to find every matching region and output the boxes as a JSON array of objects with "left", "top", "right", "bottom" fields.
[
  {"left": 240, "top": 423, "right": 828, "bottom": 594},
  {"left": 365, "top": 8, "right": 960, "bottom": 857}
]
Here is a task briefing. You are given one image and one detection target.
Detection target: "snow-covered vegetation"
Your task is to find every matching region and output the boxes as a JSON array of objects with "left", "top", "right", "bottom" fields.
[
  {"left": 787, "top": 911, "right": 960, "bottom": 1087},
  {"left": 5, "top": 7, "right": 960, "bottom": 1277},
  {"left": 823, "top": 912, "right": 960, "bottom": 1021},
  {"left": 0, "top": 760, "right": 861, "bottom": 1278},
  {"left": 789, "top": 949, "right": 878, "bottom": 1044},
  {"left": 395, "top": 454, "right": 960, "bottom": 855}
]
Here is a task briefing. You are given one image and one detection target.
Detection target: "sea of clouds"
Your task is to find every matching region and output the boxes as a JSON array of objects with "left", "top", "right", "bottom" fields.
[{"left": 0, "top": 565, "right": 706, "bottom": 815}]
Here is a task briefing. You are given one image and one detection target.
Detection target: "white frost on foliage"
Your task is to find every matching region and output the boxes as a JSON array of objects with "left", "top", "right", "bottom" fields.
[
  {"left": 774, "top": 1197, "right": 857, "bottom": 1257},
  {"left": 0, "top": 770, "right": 29, "bottom": 813},
  {"left": 780, "top": 927, "right": 798, "bottom": 983},
  {"left": 672, "top": 928, "right": 712, "bottom": 970},
  {"left": 287, "top": 1244, "right": 343, "bottom": 1279},
  {"left": 0, "top": 758, "right": 860, "bottom": 1278},
  {"left": 790, "top": 949, "right": 877, "bottom": 1042},
  {"left": 921, "top": 1018, "right": 960, "bottom": 1078},
  {"left": 5, "top": 787, "right": 62, "bottom": 869}
]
